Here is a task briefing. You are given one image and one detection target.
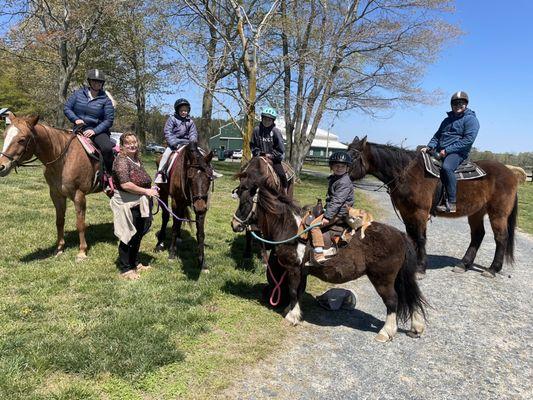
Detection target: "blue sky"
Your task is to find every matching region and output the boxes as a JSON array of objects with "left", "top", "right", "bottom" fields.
[
  {"left": 168, "top": 1, "right": 533, "bottom": 153},
  {"left": 332, "top": 1, "right": 533, "bottom": 153}
]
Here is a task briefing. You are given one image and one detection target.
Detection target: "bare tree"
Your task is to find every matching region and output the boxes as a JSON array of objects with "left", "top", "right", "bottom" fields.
[
  {"left": 1, "top": 0, "right": 111, "bottom": 125},
  {"left": 276, "top": 0, "right": 460, "bottom": 173}
]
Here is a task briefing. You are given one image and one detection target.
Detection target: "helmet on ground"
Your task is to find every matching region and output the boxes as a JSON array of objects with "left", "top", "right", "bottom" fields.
[
  {"left": 86, "top": 69, "right": 106, "bottom": 82},
  {"left": 261, "top": 107, "right": 277, "bottom": 120},
  {"left": 329, "top": 151, "right": 352, "bottom": 166},
  {"left": 450, "top": 91, "right": 469, "bottom": 104},
  {"left": 174, "top": 98, "right": 191, "bottom": 112}
]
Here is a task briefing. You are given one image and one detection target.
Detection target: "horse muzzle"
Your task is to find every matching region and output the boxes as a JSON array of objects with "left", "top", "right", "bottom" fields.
[
  {"left": 0, "top": 162, "right": 13, "bottom": 177},
  {"left": 231, "top": 217, "right": 245, "bottom": 233}
]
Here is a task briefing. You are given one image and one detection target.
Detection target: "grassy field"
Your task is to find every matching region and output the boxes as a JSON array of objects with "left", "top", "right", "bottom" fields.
[
  {"left": 518, "top": 183, "right": 533, "bottom": 234},
  {"left": 0, "top": 154, "right": 376, "bottom": 400}
]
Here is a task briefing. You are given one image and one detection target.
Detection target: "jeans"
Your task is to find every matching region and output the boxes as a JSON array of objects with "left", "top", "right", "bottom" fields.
[{"left": 441, "top": 153, "right": 465, "bottom": 203}]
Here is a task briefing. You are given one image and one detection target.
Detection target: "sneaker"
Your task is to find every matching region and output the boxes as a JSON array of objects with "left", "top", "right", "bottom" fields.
[
  {"left": 436, "top": 202, "right": 456, "bottom": 213},
  {"left": 314, "top": 252, "right": 327, "bottom": 264},
  {"left": 104, "top": 185, "right": 114, "bottom": 198},
  {"left": 323, "top": 247, "right": 337, "bottom": 257}
]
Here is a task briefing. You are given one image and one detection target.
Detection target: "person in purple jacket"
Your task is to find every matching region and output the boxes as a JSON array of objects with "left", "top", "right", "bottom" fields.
[
  {"left": 64, "top": 69, "right": 115, "bottom": 175},
  {"left": 420, "top": 91, "right": 480, "bottom": 213},
  {"left": 155, "top": 98, "right": 198, "bottom": 183}
]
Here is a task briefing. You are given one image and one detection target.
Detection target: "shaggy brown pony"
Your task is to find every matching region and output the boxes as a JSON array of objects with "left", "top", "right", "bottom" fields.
[
  {"left": 155, "top": 143, "right": 213, "bottom": 271},
  {"left": 231, "top": 157, "right": 427, "bottom": 342},
  {"left": 0, "top": 114, "right": 99, "bottom": 260},
  {"left": 347, "top": 136, "right": 518, "bottom": 278}
]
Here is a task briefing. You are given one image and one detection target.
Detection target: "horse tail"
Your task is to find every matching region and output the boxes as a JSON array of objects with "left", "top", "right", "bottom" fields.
[
  {"left": 395, "top": 235, "right": 429, "bottom": 324},
  {"left": 505, "top": 194, "right": 518, "bottom": 264}
]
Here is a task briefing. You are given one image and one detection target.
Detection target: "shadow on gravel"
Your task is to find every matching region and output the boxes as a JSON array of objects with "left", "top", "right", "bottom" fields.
[{"left": 426, "top": 254, "right": 461, "bottom": 269}]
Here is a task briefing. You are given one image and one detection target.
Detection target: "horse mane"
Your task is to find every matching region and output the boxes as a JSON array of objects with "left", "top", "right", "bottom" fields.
[{"left": 367, "top": 142, "right": 418, "bottom": 175}]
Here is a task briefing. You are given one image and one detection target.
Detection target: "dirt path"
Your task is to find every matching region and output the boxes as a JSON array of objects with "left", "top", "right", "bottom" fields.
[{"left": 223, "top": 181, "right": 533, "bottom": 399}]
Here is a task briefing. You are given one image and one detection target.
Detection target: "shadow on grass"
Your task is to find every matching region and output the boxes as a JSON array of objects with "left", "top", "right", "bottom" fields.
[
  {"left": 227, "top": 231, "right": 270, "bottom": 271},
  {"left": 19, "top": 222, "right": 116, "bottom": 262}
]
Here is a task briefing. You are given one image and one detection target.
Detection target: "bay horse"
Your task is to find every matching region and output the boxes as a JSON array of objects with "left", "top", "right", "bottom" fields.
[
  {"left": 347, "top": 136, "right": 518, "bottom": 278},
  {"left": 231, "top": 157, "right": 427, "bottom": 342},
  {"left": 155, "top": 143, "right": 214, "bottom": 271},
  {"left": 0, "top": 114, "right": 99, "bottom": 260}
]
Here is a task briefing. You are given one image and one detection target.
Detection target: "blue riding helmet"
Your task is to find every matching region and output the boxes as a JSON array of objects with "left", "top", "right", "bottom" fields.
[{"left": 261, "top": 107, "right": 278, "bottom": 120}]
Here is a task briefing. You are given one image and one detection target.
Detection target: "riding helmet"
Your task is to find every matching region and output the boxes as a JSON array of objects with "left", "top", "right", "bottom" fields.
[
  {"left": 261, "top": 107, "right": 278, "bottom": 120},
  {"left": 174, "top": 98, "right": 191, "bottom": 112},
  {"left": 450, "top": 91, "right": 469, "bottom": 104},
  {"left": 329, "top": 151, "right": 352, "bottom": 166},
  {"left": 86, "top": 69, "right": 106, "bottom": 82}
]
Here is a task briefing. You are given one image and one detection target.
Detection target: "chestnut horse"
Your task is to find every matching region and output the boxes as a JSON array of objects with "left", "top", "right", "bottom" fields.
[
  {"left": 155, "top": 143, "right": 213, "bottom": 271},
  {"left": 231, "top": 157, "right": 427, "bottom": 342},
  {"left": 347, "top": 136, "right": 518, "bottom": 278},
  {"left": 0, "top": 114, "right": 99, "bottom": 260}
]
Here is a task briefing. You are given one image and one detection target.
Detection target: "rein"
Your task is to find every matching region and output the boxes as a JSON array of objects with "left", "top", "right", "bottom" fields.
[
  {"left": 155, "top": 197, "right": 196, "bottom": 223},
  {"left": 250, "top": 223, "right": 321, "bottom": 245}
]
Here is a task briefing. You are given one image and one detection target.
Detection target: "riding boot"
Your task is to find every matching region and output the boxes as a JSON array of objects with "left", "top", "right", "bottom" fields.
[{"left": 436, "top": 201, "right": 456, "bottom": 213}]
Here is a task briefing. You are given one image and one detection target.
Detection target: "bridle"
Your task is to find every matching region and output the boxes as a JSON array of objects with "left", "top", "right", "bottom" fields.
[
  {"left": 187, "top": 162, "right": 213, "bottom": 203},
  {"left": 0, "top": 130, "right": 38, "bottom": 168},
  {"left": 232, "top": 188, "right": 259, "bottom": 227}
]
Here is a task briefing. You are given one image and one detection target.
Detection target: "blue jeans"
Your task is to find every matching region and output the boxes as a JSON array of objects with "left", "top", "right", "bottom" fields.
[{"left": 441, "top": 153, "right": 465, "bottom": 203}]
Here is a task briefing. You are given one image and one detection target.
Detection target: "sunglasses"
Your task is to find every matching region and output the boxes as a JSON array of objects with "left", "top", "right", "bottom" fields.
[{"left": 451, "top": 101, "right": 467, "bottom": 107}]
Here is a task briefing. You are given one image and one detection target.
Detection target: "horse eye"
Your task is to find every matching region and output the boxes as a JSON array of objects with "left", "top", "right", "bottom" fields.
[{"left": 18, "top": 138, "right": 26, "bottom": 144}]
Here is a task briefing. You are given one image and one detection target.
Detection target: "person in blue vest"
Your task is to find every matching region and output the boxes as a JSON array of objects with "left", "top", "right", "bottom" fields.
[
  {"left": 421, "top": 91, "right": 480, "bottom": 213},
  {"left": 154, "top": 98, "right": 198, "bottom": 183},
  {"left": 64, "top": 69, "right": 115, "bottom": 176},
  {"left": 250, "top": 107, "right": 288, "bottom": 190}
]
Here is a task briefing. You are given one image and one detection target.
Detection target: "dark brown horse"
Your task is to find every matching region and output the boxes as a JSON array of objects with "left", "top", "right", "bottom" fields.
[
  {"left": 231, "top": 157, "right": 427, "bottom": 342},
  {"left": 155, "top": 143, "right": 213, "bottom": 271},
  {"left": 239, "top": 157, "right": 295, "bottom": 260},
  {"left": 347, "top": 136, "right": 518, "bottom": 278},
  {"left": 0, "top": 114, "right": 99, "bottom": 260}
]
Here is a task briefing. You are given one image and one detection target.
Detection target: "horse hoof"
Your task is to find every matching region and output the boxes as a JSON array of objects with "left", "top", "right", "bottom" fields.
[
  {"left": 55, "top": 250, "right": 64, "bottom": 257},
  {"left": 168, "top": 255, "right": 176, "bottom": 260},
  {"left": 154, "top": 244, "right": 165, "bottom": 253},
  {"left": 201, "top": 268, "right": 210, "bottom": 274},
  {"left": 76, "top": 254, "right": 87, "bottom": 262},
  {"left": 415, "top": 272, "right": 426, "bottom": 280},
  {"left": 452, "top": 263, "right": 467, "bottom": 273},
  {"left": 481, "top": 270, "right": 496, "bottom": 278},
  {"left": 406, "top": 330, "right": 421, "bottom": 339},
  {"left": 374, "top": 333, "right": 392, "bottom": 343}
]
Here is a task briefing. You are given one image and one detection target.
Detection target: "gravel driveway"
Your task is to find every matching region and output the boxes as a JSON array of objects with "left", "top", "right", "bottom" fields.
[{"left": 223, "top": 180, "right": 533, "bottom": 400}]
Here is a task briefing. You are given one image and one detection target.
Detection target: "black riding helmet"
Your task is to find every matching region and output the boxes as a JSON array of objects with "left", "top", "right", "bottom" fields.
[
  {"left": 451, "top": 91, "right": 469, "bottom": 105},
  {"left": 86, "top": 69, "right": 106, "bottom": 83},
  {"left": 329, "top": 151, "right": 352, "bottom": 166},
  {"left": 174, "top": 98, "right": 191, "bottom": 113}
]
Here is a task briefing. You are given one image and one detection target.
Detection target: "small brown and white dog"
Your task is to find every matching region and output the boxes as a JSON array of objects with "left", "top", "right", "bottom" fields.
[{"left": 345, "top": 206, "right": 374, "bottom": 239}]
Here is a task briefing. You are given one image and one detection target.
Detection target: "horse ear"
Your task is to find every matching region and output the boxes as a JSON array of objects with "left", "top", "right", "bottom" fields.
[
  {"left": 351, "top": 136, "right": 360, "bottom": 144},
  {"left": 27, "top": 115, "right": 40, "bottom": 127},
  {"left": 361, "top": 135, "right": 367, "bottom": 147},
  {"left": 6, "top": 111, "right": 16, "bottom": 119},
  {"left": 205, "top": 151, "right": 214, "bottom": 163}
]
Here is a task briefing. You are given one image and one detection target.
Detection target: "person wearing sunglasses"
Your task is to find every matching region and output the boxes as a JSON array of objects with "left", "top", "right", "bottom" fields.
[{"left": 420, "top": 91, "right": 480, "bottom": 213}]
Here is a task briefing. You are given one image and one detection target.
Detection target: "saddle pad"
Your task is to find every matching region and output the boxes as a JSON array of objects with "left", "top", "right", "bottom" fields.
[
  {"left": 165, "top": 146, "right": 188, "bottom": 176},
  {"left": 422, "top": 152, "right": 486, "bottom": 180},
  {"left": 77, "top": 135, "right": 98, "bottom": 156}
]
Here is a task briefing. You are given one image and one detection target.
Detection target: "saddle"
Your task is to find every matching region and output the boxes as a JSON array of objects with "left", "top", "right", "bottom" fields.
[
  {"left": 422, "top": 151, "right": 486, "bottom": 180},
  {"left": 299, "top": 200, "right": 374, "bottom": 253},
  {"left": 76, "top": 135, "right": 116, "bottom": 194}
]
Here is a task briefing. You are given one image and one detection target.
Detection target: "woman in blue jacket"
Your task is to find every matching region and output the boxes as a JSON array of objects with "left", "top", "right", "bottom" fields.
[
  {"left": 421, "top": 91, "right": 480, "bottom": 213},
  {"left": 64, "top": 69, "right": 115, "bottom": 175}
]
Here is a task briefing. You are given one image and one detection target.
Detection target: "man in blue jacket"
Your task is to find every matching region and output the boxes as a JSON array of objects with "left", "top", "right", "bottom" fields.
[
  {"left": 421, "top": 91, "right": 480, "bottom": 213},
  {"left": 64, "top": 69, "right": 115, "bottom": 174}
]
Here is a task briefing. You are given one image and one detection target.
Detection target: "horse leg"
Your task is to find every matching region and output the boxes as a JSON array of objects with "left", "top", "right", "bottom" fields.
[
  {"left": 195, "top": 212, "right": 208, "bottom": 272},
  {"left": 368, "top": 277, "right": 398, "bottom": 342},
  {"left": 73, "top": 190, "right": 88, "bottom": 261},
  {"left": 168, "top": 208, "right": 183, "bottom": 260},
  {"left": 404, "top": 214, "right": 428, "bottom": 278},
  {"left": 243, "top": 230, "right": 253, "bottom": 259},
  {"left": 454, "top": 209, "right": 485, "bottom": 273},
  {"left": 483, "top": 213, "right": 508, "bottom": 278},
  {"left": 50, "top": 189, "right": 66, "bottom": 256},
  {"left": 155, "top": 192, "right": 169, "bottom": 252},
  {"left": 284, "top": 266, "right": 303, "bottom": 325}
]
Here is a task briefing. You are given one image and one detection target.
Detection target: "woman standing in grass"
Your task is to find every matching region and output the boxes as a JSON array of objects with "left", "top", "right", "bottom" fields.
[{"left": 110, "top": 133, "right": 159, "bottom": 280}]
